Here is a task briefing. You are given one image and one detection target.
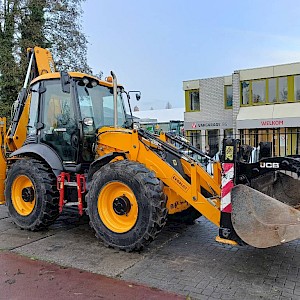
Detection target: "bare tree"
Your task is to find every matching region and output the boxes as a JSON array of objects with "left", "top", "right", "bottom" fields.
[
  {"left": 0, "top": 0, "right": 90, "bottom": 117},
  {"left": 165, "top": 101, "right": 172, "bottom": 109}
]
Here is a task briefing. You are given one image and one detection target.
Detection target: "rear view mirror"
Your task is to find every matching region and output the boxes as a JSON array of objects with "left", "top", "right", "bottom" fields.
[{"left": 128, "top": 91, "right": 141, "bottom": 101}]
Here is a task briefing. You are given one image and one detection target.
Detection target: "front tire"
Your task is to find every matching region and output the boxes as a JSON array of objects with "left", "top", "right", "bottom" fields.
[
  {"left": 5, "top": 158, "right": 59, "bottom": 230},
  {"left": 86, "top": 160, "right": 167, "bottom": 251}
]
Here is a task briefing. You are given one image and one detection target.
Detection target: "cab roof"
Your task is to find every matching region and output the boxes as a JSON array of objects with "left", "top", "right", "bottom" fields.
[{"left": 30, "top": 71, "right": 121, "bottom": 88}]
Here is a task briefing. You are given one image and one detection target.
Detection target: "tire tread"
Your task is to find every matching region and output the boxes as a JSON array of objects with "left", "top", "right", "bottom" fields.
[{"left": 86, "top": 160, "right": 167, "bottom": 251}]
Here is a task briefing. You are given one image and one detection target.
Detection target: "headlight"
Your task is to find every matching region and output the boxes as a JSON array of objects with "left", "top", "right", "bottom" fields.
[{"left": 133, "top": 122, "right": 140, "bottom": 129}]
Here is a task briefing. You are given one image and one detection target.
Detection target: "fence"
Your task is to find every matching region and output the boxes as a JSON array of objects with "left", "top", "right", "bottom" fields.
[{"left": 185, "top": 129, "right": 300, "bottom": 158}]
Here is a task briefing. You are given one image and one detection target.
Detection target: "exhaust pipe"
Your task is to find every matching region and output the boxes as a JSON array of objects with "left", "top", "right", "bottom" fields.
[{"left": 111, "top": 71, "right": 118, "bottom": 128}]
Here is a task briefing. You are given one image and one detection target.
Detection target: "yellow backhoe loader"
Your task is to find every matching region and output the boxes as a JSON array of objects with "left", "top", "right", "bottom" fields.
[{"left": 0, "top": 47, "right": 299, "bottom": 251}]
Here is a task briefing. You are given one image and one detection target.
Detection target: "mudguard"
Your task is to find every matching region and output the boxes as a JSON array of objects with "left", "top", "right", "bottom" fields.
[
  {"left": 9, "top": 143, "right": 63, "bottom": 176},
  {"left": 87, "top": 152, "right": 127, "bottom": 182}
]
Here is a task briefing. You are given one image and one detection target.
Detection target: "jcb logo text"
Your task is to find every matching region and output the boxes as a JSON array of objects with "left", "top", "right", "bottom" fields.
[{"left": 260, "top": 162, "right": 280, "bottom": 168}]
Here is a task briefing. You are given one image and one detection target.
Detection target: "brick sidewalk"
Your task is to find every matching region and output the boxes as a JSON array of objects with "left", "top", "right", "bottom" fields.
[
  {"left": 1, "top": 205, "right": 300, "bottom": 300},
  {"left": 121, "top": 218, "right": 300, "bottom": 300}
]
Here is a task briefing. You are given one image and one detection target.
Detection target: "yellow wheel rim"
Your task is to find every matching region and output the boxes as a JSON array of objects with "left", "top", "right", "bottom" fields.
[
  {"left": 98, "top": 182, "right": 138, "bottom": 233},
  {"left": 11, "top": 175, "right": 35, "bottom": 216}
]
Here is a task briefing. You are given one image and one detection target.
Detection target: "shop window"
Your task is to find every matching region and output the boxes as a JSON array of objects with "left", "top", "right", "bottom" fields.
[
  {"left": 189, "top": 90, "right": 200, "bottom": 111},
  {"left": 252, "top": 79, "right": 266, "bottom": 103},
  {"left": 240, "top": 129, "right": 253, "bottom": 146},
  {"left": 206, "top": 129, "right": 219, "bottom": 157},
  {"left": 268, "top": 78, "right": 276, "bottom": 103},
  {"left": 224, "top": 128, "right": 233, "bottom": 139},
  {"left": 294, "top": 75, "right": 300, "bottom": 101},
  {"left": 279, "top": 77, "right": 288, "bottom": 101},
  {"left": 224, "top": 85, "right": 233, "bottom": 108},
  {"left": 239, "top": 128, "right": 300, "bottom": 157},
  {"left": 241, "top": 81, "right": 250, "bottom": 105},
  {"left": 186, "top": 130, "right": 201, "bottom": 148}
]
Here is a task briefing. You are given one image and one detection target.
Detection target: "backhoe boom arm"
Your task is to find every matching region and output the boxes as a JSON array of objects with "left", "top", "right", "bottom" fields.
[{"left": 7, "top": 47, "right": 55, "bottom": 148}]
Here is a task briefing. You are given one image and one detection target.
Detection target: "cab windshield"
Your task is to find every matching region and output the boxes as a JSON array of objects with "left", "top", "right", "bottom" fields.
[{"left": 76, "top": 81, "right": 127, "bottom": 128}]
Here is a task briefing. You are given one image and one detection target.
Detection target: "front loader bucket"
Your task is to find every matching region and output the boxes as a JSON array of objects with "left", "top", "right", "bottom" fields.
[
  {"left": 251, "top": 172, "right": 300, "bottom": 209},
  {"left": 231, "top": 185, "right": 300, "bottom": 248}
]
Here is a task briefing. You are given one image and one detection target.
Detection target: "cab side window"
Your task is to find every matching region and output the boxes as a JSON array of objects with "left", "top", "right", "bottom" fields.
[{"left": 27, "top": 83, "right": 40, "bottom": 136}]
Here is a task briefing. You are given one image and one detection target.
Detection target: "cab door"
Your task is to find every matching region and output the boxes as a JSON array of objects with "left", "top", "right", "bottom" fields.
[{"left": 39, "top": 79, "right": 78, "bottom": 162}]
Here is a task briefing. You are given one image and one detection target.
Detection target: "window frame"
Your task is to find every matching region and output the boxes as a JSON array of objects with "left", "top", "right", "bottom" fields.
[
  {"left": 294, "top": 75, "right": 300, "bottom": 101},
  {"left": 251, "top": 79, "right": 266, "bottom": 104},
  {"left": 185, "top": 89, "right": 200, "bottom": 112},
  {"left": 267, "top": 77, "right": 276, "bottom": 103},
  {"left": 240, "top": 80, "right": 250, "bottom": 106},
  {"left": 240, "top": 75, "right": 299, "bottom": 106},
  {"left": 224, "top": 85, "right": 233, "bottom": 109},
  {"left": 278, "top": 76, "right": 288, "bottom": 102}
]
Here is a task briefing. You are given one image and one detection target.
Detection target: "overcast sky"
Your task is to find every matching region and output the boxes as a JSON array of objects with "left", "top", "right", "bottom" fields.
[{"left": 82, "top": 0, "right": 300, "bottom": 111}]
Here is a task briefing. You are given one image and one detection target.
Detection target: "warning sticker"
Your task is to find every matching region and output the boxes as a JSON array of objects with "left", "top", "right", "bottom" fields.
[{"left": 225, "top": 146, "right": 234, "bottom": 161}]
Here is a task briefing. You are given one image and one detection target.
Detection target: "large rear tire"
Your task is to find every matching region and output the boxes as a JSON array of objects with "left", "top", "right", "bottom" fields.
[
  {"left": 86, "top": 160, "right": 167, "bottom": 251},
  {"left": 5, "top": 158, "right": 59, "bottom": 230}
]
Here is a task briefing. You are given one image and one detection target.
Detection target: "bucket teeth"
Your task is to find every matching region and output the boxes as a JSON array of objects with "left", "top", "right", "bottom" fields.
[{"left": 231, "top": 185, "right": 300, "bottom": 248}]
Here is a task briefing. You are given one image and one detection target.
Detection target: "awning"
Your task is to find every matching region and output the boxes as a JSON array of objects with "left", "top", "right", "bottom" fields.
[{"left": 236, "top": 103, "right": 300, "bottom": 129}]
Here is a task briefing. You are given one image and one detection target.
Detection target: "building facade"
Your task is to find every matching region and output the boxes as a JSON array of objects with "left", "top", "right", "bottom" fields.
[{"left": 183, "top": 62, "right": 300, "bottom": 157}]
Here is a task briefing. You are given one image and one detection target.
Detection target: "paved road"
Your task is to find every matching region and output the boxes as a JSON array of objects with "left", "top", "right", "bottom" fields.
[
  {"left": 1, "top": 205, "right": 300, "bottom": 300},
  {"left": 0, "top": 251, "right": 183, "bottom": 300}
]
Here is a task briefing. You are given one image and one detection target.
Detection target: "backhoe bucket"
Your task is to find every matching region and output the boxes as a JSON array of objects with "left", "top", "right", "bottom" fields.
[{"left": 231, "top": 184, "right": 300, "bottom": 248}]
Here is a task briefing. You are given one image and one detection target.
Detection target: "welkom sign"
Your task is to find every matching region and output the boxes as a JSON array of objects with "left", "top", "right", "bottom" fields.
[{"left": 236, "top": 103, "right": 300, "bottom": 129}]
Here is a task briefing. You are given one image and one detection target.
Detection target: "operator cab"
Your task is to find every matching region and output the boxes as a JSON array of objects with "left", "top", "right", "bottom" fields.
[{"left": 26, "top": 73, "right": 129, "bottom": 170}]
